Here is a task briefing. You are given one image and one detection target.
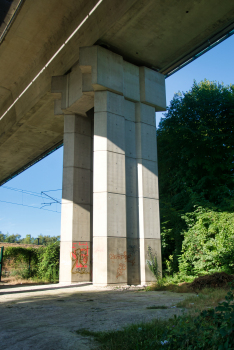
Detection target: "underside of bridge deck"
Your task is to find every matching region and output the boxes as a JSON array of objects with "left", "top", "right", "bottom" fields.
[{"left": 0, "top": 0, "right": 233, "bottom": 184}]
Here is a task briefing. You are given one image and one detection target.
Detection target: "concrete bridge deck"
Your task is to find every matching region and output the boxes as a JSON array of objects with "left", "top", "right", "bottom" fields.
[{"left": 0, "top": 0, "right": 233, "bottom": 184}]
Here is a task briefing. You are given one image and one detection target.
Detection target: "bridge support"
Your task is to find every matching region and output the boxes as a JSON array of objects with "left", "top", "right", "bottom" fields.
[
  {"left": 59, "top": 114, "right": 93, "bottom": 283},
  {"left": 52, "top": 45, "right": 166, "bottom": 285}
]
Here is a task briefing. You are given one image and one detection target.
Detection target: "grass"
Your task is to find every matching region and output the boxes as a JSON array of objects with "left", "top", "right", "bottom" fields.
[
  {"left": 76, "top": 285, "right": 234, "bottom": 349},
  {"left": 176, "top": 287, "right": 228, "bottom": 313},
  {"left": 0, "top": 275, "right": 58, "bottom": 285},
  {"left": 76, "top": 311, "right": 226, "bottom": 350},
  {"left": 146, "top": 282, "right": 192, "bottom": 293},
  {"left": 146, "top": 305, "right": 169, "bottom": 309},
  {"left": 145, "top": 274, "right": 197, "bottom": 293},
  {"left": 76, "top": 319, "right": 170, "bottom": 350}
]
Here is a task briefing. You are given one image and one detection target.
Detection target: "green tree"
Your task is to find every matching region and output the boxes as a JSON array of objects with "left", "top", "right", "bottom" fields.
[
  {"left": 21, "top": 234, "right": 34, "bottom": 244},
  {"left": 36, "top": 234, "right": 60, "bottom": 245},
  {"left": 5, "top": 233, "right": 22, "bottom": 243},
  {"left": 157, "top": 80, "right": 234, "bottom": 272},
  {"left": 0, "top": 231, "right": 6, "bottom": 242}
]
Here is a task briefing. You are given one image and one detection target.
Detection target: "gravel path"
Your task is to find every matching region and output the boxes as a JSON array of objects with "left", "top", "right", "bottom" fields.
[{"left": 0, "top": 282, "right": 193, "bottom": 349}]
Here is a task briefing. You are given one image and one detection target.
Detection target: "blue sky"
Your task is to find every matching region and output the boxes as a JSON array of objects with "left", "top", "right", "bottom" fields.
[{"left": 0, "top": 35, "right": 234, "bottom": 239}]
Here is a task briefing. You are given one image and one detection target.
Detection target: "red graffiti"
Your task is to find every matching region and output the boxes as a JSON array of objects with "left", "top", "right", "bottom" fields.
[
  {"left": 116, "top": 263, "right": 126, "bottom": 278},
  {"left": 109, "top": 251, "right": 135, "bottom": 266},
  {"left": 71, "top": 242, "right": 89, "bottom": 274}
]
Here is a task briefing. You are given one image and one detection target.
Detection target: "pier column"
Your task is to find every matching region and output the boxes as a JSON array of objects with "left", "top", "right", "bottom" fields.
[
  {"left": 93, "top": 91, "right": 127, "bottom": 285},
  {"left": 136, "top": 103, "right": 161, "bottom": 284},
  {"left": 59, "top": 114, "right": 92, "bottom": 283},
  {"left": 52, "top": 45, "right": 166, "bottom": 285}
]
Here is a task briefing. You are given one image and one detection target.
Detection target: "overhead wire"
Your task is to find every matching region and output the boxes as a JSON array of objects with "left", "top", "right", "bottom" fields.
[
  {"left": 0, "top": 186, "right": 62, "bottom": 212},
  {"left": 0, "top": 199, "right": 61, "bottom": 213},
  {"left": 2, "top": 185, "right": 61, "bottom": 201}
]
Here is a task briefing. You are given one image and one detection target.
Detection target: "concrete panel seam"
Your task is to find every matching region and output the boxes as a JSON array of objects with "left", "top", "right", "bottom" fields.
[
  {"left": 63, "top": 165, "right": 92, "bottom": 170},
  {"left": 93, "top": 150, "right": 126, "bottom": 155},
  {"left": 136, "top": 157, "right": 158, "bottom": 162},
  {"left": 138, "top": 196, "right": 159, "bottom": 200},
  {"left": 94, "top": 111, "right": 125, "bottom": 118},
  {"left": 93, "top": 191, "right": 126, "bottom": 196}
]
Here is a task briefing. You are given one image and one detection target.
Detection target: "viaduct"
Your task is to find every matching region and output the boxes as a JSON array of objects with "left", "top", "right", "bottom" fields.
[{"left": 0, "top": 0, "right": 233, "bottom": 285}]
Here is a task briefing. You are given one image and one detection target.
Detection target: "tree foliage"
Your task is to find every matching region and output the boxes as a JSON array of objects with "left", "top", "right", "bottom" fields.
[
  {"left": 179, "top": 207, "right": 234, "bottom": 276},
  {"left": 0, "top": 231, "right": 60, "bottom": 245},
  {"left": 158, "top": 80, "right": 234, "bottom": 205},
  {"left": 157, "top": 80, "right": 234, "bottom": 273}
]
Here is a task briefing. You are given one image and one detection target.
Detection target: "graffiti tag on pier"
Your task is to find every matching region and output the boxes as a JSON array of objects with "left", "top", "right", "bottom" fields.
[
  {"left": 71, "top": 242, "right": 90, "bottom": 274},
  {"left": 109, "top": 251, "right": 136, "bottom": 266},
  {"left": 116, "top": 263, "right": 126, "bottom": 278},
  {"left": 109, "top": 250, "right": 136, "bottom": 278}
]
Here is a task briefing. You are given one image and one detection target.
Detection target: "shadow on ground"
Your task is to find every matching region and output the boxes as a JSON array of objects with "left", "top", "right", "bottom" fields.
[{"left": 0, "top": 283, "right": 193, "bottom": 350}]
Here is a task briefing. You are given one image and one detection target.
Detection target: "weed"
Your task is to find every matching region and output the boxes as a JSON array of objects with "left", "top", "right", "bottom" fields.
[
  {"left": 146, "top": 305, "right": 168, "bottom": 309},
  {"left": 177, "top": 288, "right": 228, "bottom": 312},
  {"left": 76, "top": 320, "right": 168, "bottom": 350},
  {"left": 147, "top": 246, "right": 164, "bottom": 287}
]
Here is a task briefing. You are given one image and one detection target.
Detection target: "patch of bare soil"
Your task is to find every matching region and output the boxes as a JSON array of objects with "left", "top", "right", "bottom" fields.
[
  {"left": 189, "top": 272, "right": 234, "bottom": 290},
  {"left": 0, "top": 277, "right": 51, "bottom": 285},
  {"left": 0, "top": 242, "right": 41, "bottom": 249}
]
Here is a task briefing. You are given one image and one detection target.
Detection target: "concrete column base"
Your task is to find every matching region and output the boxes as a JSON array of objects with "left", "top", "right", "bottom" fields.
[
  {"left": 60, "top": 240, "right": 92, "bottom": 283},
  {"left": 93, "top": 236, "right": 127, "bottom": 285},
  {"left": 127, "top": 238, "right": 140, "bottom": 285}
]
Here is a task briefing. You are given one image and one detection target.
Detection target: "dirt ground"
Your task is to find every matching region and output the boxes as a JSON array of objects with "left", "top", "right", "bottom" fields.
[{"left": 0, "top": 282, "right": 194, "bottom": 350}]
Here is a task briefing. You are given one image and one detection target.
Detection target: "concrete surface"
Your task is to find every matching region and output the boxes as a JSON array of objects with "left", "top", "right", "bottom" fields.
[
  {"left": 54, "top": 47, "right": 163, "bottom": 285},
  {"left": 1, "top": 0, "right": 234, "bottom": 184},
  {"left": 0, "top": 282, "right": 194, "bottom": 350},
  {"left": 60, "top": 114, "right": 92, "bottom": 283}
]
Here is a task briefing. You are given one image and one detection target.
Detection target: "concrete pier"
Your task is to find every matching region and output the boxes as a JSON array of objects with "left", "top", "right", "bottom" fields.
[
  {"left": 51, "top": 45, "right": 166, "bottom": 285},
  {"left": 93, "top": 91, "right": 127, "bottom": 285},
  {"left": 60, "top": 114, "right": 93, "bottom": 283}
]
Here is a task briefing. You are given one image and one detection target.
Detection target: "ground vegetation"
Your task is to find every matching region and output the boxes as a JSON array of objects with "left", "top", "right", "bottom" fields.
[
  {"left": 1, "top": 243, "right": 59, "bottom": 282},
  {"left": 157, "top": 80, "right": 234, "bottom": 275}
]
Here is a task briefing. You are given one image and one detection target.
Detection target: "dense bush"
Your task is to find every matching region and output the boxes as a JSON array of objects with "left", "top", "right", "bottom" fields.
[
  {"left": 179, "top": 207, "right": 234, "bottom": 276},
  {"left": 3, "top": 246, "right": 39, "bottom": 278},
  {"left": 37, "top": 243, "right": 60, "bottom": 282},
  {"left": 3, "top": 243, "right": 60, "bottom": 282}
]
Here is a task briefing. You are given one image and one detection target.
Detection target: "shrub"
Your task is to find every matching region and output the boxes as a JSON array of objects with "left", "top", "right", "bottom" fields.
[
  {"left": 37, "top": 243, "right": 60, "bottom": 282},
  {"left": 3, "top": 244, "right": 60, "bottom": 282},
  {"left": 3, "top": 246, "right": 39, "bottom": 278},
  {"left": 178, "top": 207, "right": 234, "bottom": 276}
]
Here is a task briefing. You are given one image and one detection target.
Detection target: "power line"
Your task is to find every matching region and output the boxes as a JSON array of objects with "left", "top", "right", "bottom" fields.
[
  {"left": 2, "top": 186, "right": 61, "bottom": 202},
  {"left": 0, "top": 186, "right": 63, "bottom": 211},
  {"left": 0, "top": 199, "right": 61, "bottom": 213},
  {"left": 2, "top": 186, "right": 45, "bottom": 199}
]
